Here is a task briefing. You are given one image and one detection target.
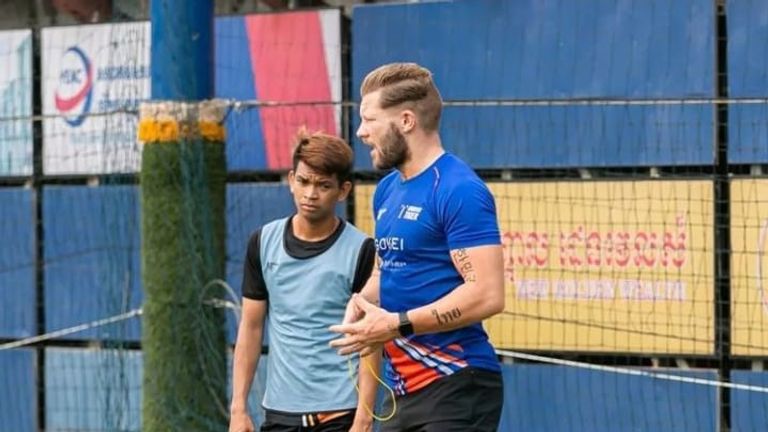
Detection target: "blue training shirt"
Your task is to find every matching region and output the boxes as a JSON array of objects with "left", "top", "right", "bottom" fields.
[{"left": 373, "top": 152, "right": 502, "bottom": 396}]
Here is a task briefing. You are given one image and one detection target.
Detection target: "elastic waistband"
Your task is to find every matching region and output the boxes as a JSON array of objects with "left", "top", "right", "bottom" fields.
[{"left": 265, "top": 409, "right": 353, "bottom": 427}]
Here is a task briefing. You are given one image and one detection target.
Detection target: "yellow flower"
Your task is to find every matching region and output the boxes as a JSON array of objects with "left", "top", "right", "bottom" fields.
[
  {"left": 158, "top": 120, "right": 179, "bottom": 141},
  {"left": 137, "top": 120, "right": 158, "bottom": 142},
  {"left": 138, "top": 117, "right": 225, "bottom": 143},
  {"left": 199, "top": 121, "right": 225, "bottom": 141}
]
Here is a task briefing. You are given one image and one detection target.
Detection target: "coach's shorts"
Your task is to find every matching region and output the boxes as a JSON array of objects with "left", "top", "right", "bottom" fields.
[{"left": 380, "top": 367, "right": 503, "bottom": 432}]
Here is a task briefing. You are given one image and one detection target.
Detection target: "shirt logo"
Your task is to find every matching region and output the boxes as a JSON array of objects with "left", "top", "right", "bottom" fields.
[
  {"left": 375, "top": 237, "right": 405, "bottom": 251},
  {"left": 377, "top": 208, "right": 387, "bottom": 221},
  {"left": 398, "top": 205, "right": 423, "bottom": 221},
  {"left": 265, "top": 261, "right": 277, "bottom": 271}
]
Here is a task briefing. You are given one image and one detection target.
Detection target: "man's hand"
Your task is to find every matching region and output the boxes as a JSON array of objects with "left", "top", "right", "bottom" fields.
[
  {"left": 229, "top": 411, "right": 255, "bottom": 432},
  {"left": 342, "top": 291, "right": 366, "bottom": 325},
  {"left": 329, "top": 294, "right": 399, "bottom": 356}
]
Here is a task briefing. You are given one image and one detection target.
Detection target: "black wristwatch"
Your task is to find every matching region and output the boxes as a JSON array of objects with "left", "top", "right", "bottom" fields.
[{"left": 397, "top": 311, "right": 414, "bottom": 337}]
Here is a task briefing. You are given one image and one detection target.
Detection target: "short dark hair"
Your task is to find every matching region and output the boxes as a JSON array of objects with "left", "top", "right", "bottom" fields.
[
  {"left": 292, "top": 127, "right": 353, "bottom": 183},
  {"left": 360, "top": 62, "right": 443, "bottom": 132}
]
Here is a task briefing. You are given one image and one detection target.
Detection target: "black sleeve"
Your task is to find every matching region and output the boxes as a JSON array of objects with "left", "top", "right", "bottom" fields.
[
  {"left": 242, "top": 229, "right": 268, "bottom": 300},
  {"left": 352, "top": 238, "right": 376, "bottom": 294}
]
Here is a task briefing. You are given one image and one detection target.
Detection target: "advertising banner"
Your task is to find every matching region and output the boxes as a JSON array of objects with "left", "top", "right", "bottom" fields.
[
  {"left": 42, "top": 22, "right": 150, "bottom": 174},
  {"left": 731, "top": 179, "right": 768, "bottom": 356},
  {"left": 0, "top": 30, "right": 32, "bottom": 176}
]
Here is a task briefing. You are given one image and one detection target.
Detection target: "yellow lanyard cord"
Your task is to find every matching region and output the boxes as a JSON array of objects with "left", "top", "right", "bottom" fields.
[{"left": 347, "top": 354, "right": 397, "bottom": 422}]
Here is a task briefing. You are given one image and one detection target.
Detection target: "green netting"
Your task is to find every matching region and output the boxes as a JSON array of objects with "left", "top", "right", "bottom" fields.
[{"left": 140, "top": 138, "right": 227, "bottom": 431}]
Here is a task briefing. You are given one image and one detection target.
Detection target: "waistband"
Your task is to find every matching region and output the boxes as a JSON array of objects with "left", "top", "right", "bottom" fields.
[{"left": 264, "top": 408, "right": 354, "bottom": 427}]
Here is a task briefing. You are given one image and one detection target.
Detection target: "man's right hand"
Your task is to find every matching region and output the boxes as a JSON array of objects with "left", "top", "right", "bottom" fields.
[
  {"left": 229, "top": 411, "right": 255, "bottom": 432},
  {"left": 342, "top": 292, "right": 366, "bottom": 325}
]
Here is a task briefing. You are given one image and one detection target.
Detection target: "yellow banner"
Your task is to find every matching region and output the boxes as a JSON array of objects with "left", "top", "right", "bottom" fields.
[
  {"left": 354, "top": 183, "right": 376, "bottom": 237},
  {"left": 731, "top": 179, "right": 768, "bottom": 356},
  {"left": 354, "top": 180, "right": 714, "bottom": 355}
]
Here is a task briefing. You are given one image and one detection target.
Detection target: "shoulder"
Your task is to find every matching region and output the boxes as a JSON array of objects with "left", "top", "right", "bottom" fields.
[
  {"left": 434, "top": 154, "right": 490, "bottom": 199},
  {"left": 344, "top": 220, "right": 368, "bottom": 236},
  {"left": 342, "top": 221, "right": 372, "bottom": 244},
  {"left": 251, "top": 218, "right": 289, "bottom": 253},
  {"left": 379, "top": 169, "right": 400, "bottom": 186},
  {"left": 246, "top": 228, "right": 262, "bottom": 247},
  {"left": 260, "top": 217, "right": 288, "bottom": 236}
]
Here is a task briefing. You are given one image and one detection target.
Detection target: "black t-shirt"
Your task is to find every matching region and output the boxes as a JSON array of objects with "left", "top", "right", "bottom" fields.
[{"left": 242, "top": 216, "right": 376, "bottom": 300}]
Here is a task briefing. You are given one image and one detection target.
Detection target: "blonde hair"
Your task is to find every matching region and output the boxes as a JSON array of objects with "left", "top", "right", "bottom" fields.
[{"left": 360, "top": 63, "right": 442, "bottom": 132}]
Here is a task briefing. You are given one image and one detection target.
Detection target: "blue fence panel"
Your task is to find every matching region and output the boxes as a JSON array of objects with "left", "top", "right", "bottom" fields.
[
  {"left": 45, "top": 348, "right": 141, "bottom": 431},
  {"left": 728, "top": 0, "right": 768, "bottom": 163},
  {"left": 43, "top": 186, "right": 142, "bottom": 341},
  {"left": 0, "top": 188, "right": 35, "bottom": 338},
  {"left": 352, "top": 0, "right": 715, "bottom": 169},
  {"left": 499, "top": 364, "right": 716, "bottom": 432},
  {"left": 44, "top": 348, "right": 271, "bottom": 430},
  {"left": 438, "top": 104, "right": 712, "bottom": 168},
  {"left": 0, "top": 349, "right": 36, "bottom": 431},
  {"left": 731, "top": 371, "right": 768, "bottom": 431}
]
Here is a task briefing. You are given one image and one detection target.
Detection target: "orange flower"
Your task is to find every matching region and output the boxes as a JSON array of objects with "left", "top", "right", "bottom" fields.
[
  {"left": 137, "top": 120, "right": 158, "bottom": 142},
  {"left": 158, "top": 120, "right": 178, "bottom": 141},
  {"left": 199, "top": 121, "right": 225, "bottom": 141}
]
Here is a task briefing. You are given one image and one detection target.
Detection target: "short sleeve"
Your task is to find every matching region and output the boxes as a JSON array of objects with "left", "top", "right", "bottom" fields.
[
  {"left": 352, "top": 238, "right": 376, "bottom": 293},
  {"left": 439, "top": 179, "right": 501, "bottom": 250},
  {"left": 242, "top": 229, "right": 268, "bottom": 300}
]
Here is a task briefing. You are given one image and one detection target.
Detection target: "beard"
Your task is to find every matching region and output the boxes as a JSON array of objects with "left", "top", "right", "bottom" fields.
[{"left": 372, "top": 123, "right": 410, "bottom": 170}]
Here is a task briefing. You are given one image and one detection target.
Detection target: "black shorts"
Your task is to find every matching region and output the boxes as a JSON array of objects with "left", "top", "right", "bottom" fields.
[
  {"left": 379, "top": 367, "right": 503, "bottom": 432},
  {"left": 260, "top": 409, "right": 355, "bottom": 432}
]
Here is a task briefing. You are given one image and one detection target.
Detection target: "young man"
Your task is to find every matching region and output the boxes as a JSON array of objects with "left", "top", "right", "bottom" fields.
[
  {"left": 330, "top": 63, "right": 506, "bottom": 431},
  {"left": 230, "top": 129, "right": 377, "bottom": 432}
]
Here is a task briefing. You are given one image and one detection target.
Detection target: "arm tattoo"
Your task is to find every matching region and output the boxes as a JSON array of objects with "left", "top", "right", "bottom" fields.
[
  {"left": 432, "top": 308, "right": 462, "bottom": 326},
  {"left": 452, "top": 248, "right": 477, "bottom": 283}
]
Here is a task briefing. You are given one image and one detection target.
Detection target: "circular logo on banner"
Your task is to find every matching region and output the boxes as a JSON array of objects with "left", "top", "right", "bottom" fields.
[{"left": 54, "top": 46, "right": 94, "bottom": 127}]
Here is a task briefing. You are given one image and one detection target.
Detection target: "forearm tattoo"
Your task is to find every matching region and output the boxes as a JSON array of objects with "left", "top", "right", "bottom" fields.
[
  {"left": 452, "top": 248, "right": 477, "bottom": 282},
  {"left": 432, "top": 307, "right": 462, "bottom": 326}
]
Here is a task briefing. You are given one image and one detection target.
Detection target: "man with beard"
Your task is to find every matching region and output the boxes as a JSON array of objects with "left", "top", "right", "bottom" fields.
[
  {"left": 330, "top": 63, "right": 505, "bottom": 431},
  {"left": 230, "top": 129, "right": 378, "bottom": 432}
]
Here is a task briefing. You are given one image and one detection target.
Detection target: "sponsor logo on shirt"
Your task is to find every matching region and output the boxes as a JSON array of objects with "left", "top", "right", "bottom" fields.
[
  {"left": 398, "top": 205, "right": 422, "bottom": 221},
  {"left": 375, "top": 237, "right": 405, "bottom": 251}
]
